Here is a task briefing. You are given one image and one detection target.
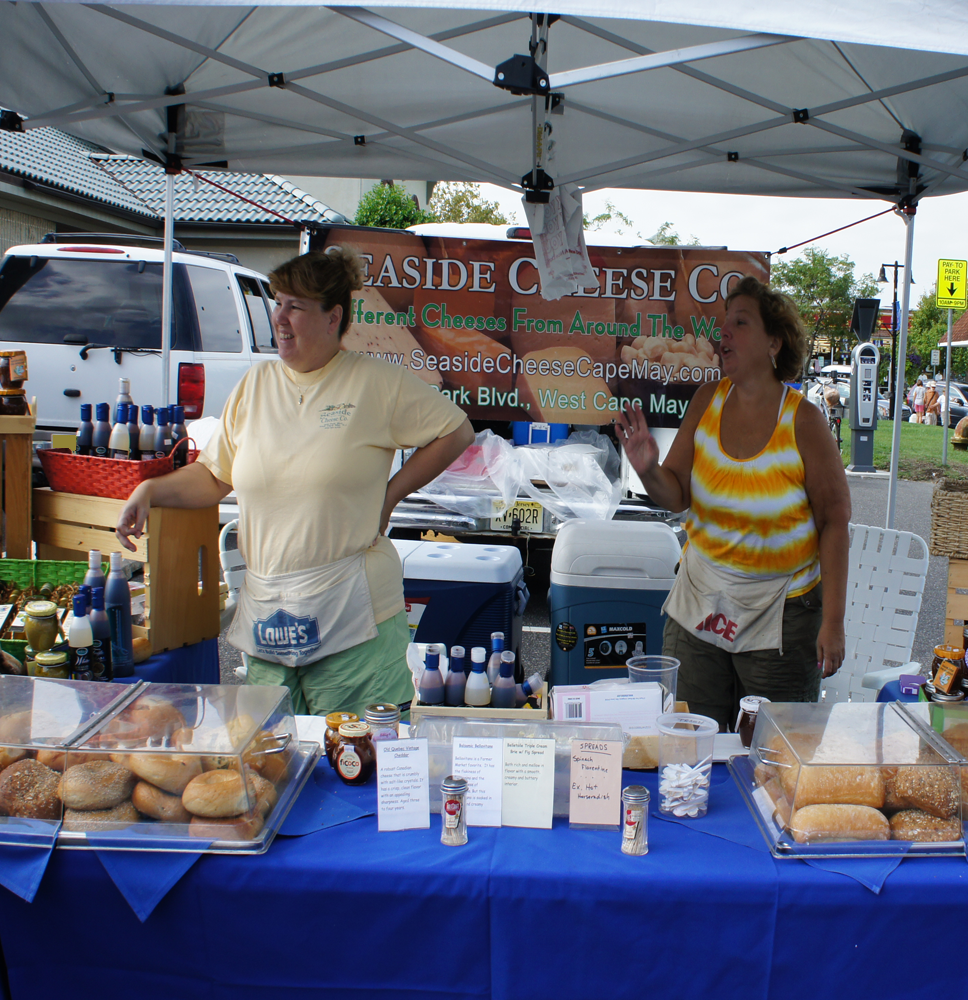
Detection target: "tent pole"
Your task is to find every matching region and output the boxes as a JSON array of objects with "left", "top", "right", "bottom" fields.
[
  {"left": 886, "top": 209, "right": 916, "bottom": 529},
  {"left": 161, "top": 171, "right": 175, "bottom": 408}
]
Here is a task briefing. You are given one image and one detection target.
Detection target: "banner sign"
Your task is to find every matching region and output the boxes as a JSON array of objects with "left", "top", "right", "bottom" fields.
[{"left": 312, "top": 226, "right": 769, "bottom": 427}]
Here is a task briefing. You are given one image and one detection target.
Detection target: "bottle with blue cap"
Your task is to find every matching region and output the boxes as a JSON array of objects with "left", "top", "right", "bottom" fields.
[
  {"left": 76, "top": 403, "right": 94, "bottom": 456},
  {"left": 139, "top": 406, "right": 156, "bottom": 460},
  {"left": 491, "top": 650, "right": 517, "bottom": 708},
  {"left": 91, "top": 403, "right": 112, "bottom": 457},
  {"left": 464, "top": 647, "right": 490, "bottom": 706},
  {"left": 418, "top": 644, "right": 445, "bottom": 705},
  {"left": 69, "top": 594, "right": 94, "bottom": 681},
  {"left": 486, "top": 631, "right": 505, "bottom": 685},
  {"left": 444, "top": 645, "right": 466, "bottom": 706}
]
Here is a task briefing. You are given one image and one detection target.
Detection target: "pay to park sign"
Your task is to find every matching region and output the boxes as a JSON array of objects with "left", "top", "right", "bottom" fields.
[
  {"left": 312, "top": 226, "right": 769, "bottom": 428},
  {"left": 937, "top": 259, "right": 968, "bottom": 310}
]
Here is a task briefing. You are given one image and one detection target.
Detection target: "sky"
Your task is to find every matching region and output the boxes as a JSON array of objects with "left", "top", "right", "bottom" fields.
[{"left": 479, "top": 182, "right": 968, "bottom": 320}]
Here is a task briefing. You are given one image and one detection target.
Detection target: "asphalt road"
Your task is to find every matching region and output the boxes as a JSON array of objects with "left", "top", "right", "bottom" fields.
[{"left": 218, "top": 472, "right": 945, "bottom": 687}]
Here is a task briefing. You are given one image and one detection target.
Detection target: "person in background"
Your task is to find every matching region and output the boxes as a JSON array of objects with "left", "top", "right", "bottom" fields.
[
  {"left": 616, "top": 276, "right": 851, "bottom": 731},
  {"left": 116, "top": 247, "right": 473, "bottom": 716},
  {"left": 910, "top": 376, "right": 926, "bottom": 423},
  {"left": 924, "top": 380, "right": 941, "bottom": 425}
]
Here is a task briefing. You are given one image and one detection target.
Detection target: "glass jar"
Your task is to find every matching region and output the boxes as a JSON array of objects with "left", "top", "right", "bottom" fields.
[
  {"left": 364, "top": 703, "right": 400, "bottom": 742},
  {"left": 0, "top": 351, "right": 28, "bottom": 390},
  {"left": 440, "top": 775, "right": 468, "bottom": 847},
  {"left": 323, "top": 712, "right": 358, "bottom": 768},
  {"left": 621, "top": 785, "right": 650, "bottom": 856},
  {"left": 333, "top": 722, "right": 376, "bottom": 785},
  {"left": 931, "top": 688, "right": 966, "bottom": 703},
  {"left": 932, "top": 644, "right": 966, "bottom": 675},
  {"left": 24, "top": 600, "right": 60, "bottom": 652},
  {"left": 934, "top": 659, "right": 964, "bottom": 694},
  {"left": 735, "top": 695, "right": 771, "bottom": 749},
  {"left": 0, "top": 390, "right": 28, "bottom": 416},
  {"left": 29, "top": 650, "right": 69, "bottom": 679}
]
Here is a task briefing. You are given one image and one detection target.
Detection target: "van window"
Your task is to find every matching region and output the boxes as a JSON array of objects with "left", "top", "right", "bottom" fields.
[
  {"left": 0, "top": 256, "right": 192, "bottom": 349},
  {"left": 187, "top": 265, "right": 242, "bottom": 353},
  {"left": 238, "top": 275, "right": 276, "bottom": 352}
]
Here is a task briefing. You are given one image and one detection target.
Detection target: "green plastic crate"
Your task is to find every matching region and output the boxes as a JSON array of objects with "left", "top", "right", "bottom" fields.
[
  {"left": 0, "top": 558, "right": 90, "bottom": 590},
  {"left": 1, "top": 638, "right": 28, "bottom": 667}
]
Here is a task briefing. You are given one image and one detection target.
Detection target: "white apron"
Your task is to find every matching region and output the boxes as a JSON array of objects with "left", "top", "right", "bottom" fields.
[
  {"left": 228, "top": 551, "right": 377, "bottom": 667},
  {"left": 662, "top": 544, "right": 794, "bottom": 655}
]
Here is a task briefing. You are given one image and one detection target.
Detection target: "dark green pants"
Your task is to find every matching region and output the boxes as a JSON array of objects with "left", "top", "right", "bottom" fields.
[{"left": 662, "top": 584, "right": 823, "bottom": 731}]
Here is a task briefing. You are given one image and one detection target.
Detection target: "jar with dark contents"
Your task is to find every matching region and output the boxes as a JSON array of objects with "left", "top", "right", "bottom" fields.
[
  {"left": 0, "top": 351, "right": 27, "bottom": 390},
  {"left": 323, "top": 712, "right": 358, "bottom": 768},
  {"left": 735, "top": 696, "right": 771, "bottom": 749},
  {"left": 932, "top": 645, "right": 965, "bottom": 677},
  {"left": 0, "top": 390, "right": 29, "bottom": 416},
  {"left": 333, "top": 722, "right": 376, "bottom": 785},
  {"left": 24, "top": 601, "right": 60, "bottom": 652}
]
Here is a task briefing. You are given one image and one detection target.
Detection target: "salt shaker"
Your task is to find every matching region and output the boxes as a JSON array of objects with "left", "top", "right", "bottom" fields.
[
  {"left": 440, "top": 775, "right": 469, "bottom": 847},
  {"left": 621, "top": 785, "right": 650, "bottom": 856}
]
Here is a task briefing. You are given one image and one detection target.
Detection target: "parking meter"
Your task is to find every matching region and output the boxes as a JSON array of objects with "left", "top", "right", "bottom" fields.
[{"left": 847, "top": 342, "right": 879, "bottom": 472}]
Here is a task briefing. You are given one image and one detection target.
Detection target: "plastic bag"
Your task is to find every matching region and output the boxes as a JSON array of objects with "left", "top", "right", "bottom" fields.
[{"left": 416, "top": 429, "right": 523, "bottom": 518}]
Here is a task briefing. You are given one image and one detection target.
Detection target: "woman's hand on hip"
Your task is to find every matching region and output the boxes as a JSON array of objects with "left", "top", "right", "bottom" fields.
[
  {"left": 816, "top": 619, "right": 845, "bottom": 678},
  {"left": 615, "top": 400, "right": 659, "bottom": 476}
]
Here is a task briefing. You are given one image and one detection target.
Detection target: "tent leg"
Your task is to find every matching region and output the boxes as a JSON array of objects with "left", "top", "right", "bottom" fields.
[
  {"left": 886, "top": 209, "right": 916, "bottom": 530},
  {"left": 161, "top": 171, "right": 174, "bottom": 409}
]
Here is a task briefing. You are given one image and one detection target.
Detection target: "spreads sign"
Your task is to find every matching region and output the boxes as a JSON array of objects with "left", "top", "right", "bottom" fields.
[{"left": 314, "top": 227, "right": 769, "bottom": 426}]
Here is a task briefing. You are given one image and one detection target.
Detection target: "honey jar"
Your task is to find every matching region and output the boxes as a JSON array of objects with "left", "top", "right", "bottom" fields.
[
  {"left": 0, "top": 351, "right": 27, "bottom": 390},
  {"left": 323, "top": 712, "right": 358, "bottom": 768},
  {"left": 333, "top": 722, "right": 376, "bottom": 786}
]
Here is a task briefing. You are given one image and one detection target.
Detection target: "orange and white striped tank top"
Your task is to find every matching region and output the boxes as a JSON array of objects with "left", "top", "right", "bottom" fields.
[{"left": 685, "top": 378, "right": 819, "bottom": 597}]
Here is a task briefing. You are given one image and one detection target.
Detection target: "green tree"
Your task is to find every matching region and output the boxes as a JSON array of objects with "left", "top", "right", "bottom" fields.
[
  {"left": 771, "top": 248, "right": 878, "bottom": 380},
  {"left": 354, "top": 182, "right": 433, "bottom": 228},
  {"left": 907, "top": 285, "right": 967, "bottom": 383},
  {"left": 647, "top": 220, "right": 700, "bottom": 246},
  {"left": 427, "top": 182, "right": 509, "bottom": 224}
]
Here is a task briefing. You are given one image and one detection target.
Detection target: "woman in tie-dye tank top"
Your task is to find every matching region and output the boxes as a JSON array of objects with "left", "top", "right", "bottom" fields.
[{"left": 615, "top": 276, "right": 850, "bottom": 730}]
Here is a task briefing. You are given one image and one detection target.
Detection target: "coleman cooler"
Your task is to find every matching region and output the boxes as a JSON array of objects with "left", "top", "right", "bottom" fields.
[{"left": 550, "top": 520, "right": 680, "bottom": 686}]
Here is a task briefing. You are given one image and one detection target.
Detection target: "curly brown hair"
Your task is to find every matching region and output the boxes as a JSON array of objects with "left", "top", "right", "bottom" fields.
[
  {"left": 268, "top": 246, "right": 364, "bottom": 338},
  {"left": 725, "top": 275, "right": 807, "bottom": 382}
]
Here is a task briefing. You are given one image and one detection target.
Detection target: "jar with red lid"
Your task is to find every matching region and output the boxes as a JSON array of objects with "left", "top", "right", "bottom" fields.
[{"left": 333, "top": 722, "right": 376, "bottom": 785}]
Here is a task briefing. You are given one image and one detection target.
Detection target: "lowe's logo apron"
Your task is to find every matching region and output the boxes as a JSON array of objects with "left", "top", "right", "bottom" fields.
[{"left": 253, "top": 609, "right": 322, "bottom": 656}]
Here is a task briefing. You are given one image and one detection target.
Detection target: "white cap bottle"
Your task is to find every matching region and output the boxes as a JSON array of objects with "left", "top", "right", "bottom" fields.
[{"left": 464, "top": 646, "right": 491, "bottom": 706}]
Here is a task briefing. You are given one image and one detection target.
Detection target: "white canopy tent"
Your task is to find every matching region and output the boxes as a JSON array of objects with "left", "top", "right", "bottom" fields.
[{"left": 5, "top": 1, "right": 968, "bottom": 525}]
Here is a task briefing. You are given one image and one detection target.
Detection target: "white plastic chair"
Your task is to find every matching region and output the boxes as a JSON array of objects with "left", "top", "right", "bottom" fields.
[
  {"left": 219, "top": 519, "right": 250, "bottom": 681},
  {"left": 819, "top": 522, "right": 929, "bottom": 703}
]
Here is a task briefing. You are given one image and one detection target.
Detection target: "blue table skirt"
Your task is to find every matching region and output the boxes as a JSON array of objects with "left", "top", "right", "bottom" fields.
[
  {"left": 0, "top": 761, "right": 964, "bottom": 1000},
  {"left": 113, "top": 639, "right": 219, "bottom": 686}
]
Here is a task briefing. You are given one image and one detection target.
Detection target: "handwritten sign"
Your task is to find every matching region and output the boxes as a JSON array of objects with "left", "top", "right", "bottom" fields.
[
  {"left": 376, "top": 739, "right": 430, "bottom": 832},
  {"left": 568, "top": 739, "right": 623, "bottom": 828},
  {"left": 501, "top": 738, "right": 555, "bottom": 829},
  {"left": 452, "top": 737, "right": 503, "bottom": 827}
]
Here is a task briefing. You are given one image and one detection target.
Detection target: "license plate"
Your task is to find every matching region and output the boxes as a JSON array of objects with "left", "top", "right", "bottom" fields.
[{"left": 490, "top": 501, "right": 543, "bottom": 533}]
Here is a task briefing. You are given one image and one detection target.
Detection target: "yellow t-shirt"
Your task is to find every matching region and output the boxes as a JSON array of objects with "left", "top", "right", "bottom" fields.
[{"left": 198, "top": 351, "right": 466, "bottom": 624}]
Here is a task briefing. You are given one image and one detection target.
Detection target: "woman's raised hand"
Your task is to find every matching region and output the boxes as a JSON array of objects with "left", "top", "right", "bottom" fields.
[{"left": 615, "top": 400, "right": 659, "bottom": 476}]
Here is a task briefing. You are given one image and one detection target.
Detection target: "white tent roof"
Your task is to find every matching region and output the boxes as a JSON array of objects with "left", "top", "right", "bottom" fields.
[{"left": 3, "top": 2, "right": 968, "bottom": 206}]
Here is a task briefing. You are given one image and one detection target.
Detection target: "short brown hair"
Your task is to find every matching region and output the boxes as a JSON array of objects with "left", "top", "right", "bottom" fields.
[
  {"left": 268, "top": 246, "right": 365, "bottom": 337},
  {"left": 726, "top": 275, "right": 807, "bottom": 382}
]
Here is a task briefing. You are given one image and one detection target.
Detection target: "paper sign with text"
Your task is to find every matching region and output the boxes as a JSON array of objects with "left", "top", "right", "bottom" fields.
[
  {"left": 501, "top": 738, "right": 555, "bottom": 829},
  {"left": 377, "top": 739, "right": 430, "bottom": 832},
  {"left": 568, "top": 739, "right": 623, "bottom": 828},
  {"left": 452, "top": 737, "right": 504, "bottom": 827}
]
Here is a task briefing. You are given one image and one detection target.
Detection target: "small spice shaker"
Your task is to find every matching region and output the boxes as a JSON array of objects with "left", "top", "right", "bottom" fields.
[
  {"left": 440, "top": 775, "right": 469, "bottom": 847},
  {"left": 621, "top": 785, "right": 650, "bottom": 856}
]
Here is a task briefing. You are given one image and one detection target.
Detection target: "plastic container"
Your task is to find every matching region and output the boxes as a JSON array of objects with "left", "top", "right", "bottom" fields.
[
  {"left": 550, "top": 520, "right": 680, "bottom": 686},
  {"left": 105, "top": 551, "right": 134, "bottom": 677},
  {"left": 626, "top": 654, "right": 679, "bottom": 714},
  {"left": 391, "top": 539, "right": 527, "bottom": 666},
  {"left": 511, "top": 421, "right": 568, "bottom": 445},
  {"left": 657, "top": 713, "right": 718, "bottom": 818}
]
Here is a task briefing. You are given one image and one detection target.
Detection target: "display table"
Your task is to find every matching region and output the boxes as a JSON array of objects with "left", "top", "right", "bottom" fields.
[
  {"left": 0, "top": 761, "right": 963, "bottom": 1000},
  {"left": 113, "top": 638, "right": 219, "bottom": 686}
]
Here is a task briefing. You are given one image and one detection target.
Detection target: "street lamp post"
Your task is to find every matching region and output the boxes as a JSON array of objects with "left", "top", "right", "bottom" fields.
[{"left": 878, "top": 262, "right": 907, "bottom": 419}]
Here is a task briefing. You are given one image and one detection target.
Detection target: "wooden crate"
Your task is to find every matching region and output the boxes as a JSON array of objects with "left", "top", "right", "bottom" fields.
[
  {"left": 409, "top": 683, "right": 549, "bottom": 724},
  {"left": 31, "top": 489, "right": 220, "bottom": 652},
  {"left": 944, "top": 558, "right": 968, "bottom": 647},
  {"left": 0, "top": 400, "right": 36, "bottom": 559}
]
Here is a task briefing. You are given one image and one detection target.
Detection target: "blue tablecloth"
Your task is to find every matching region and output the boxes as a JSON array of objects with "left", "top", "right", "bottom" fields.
[
  {"left": 0, "top": 761, "right": 964, "bottom": 1000},
  {"left": 113, "top": 638, "right": 219, "bottom": 686}
]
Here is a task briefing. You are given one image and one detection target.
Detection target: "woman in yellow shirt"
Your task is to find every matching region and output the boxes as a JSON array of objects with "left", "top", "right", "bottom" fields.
[
  {"left": 616, "top": 276, "right": 850, "bottom": 730},
  {"left": 117, "top": 248, "right": 473, "bottom": 716}
]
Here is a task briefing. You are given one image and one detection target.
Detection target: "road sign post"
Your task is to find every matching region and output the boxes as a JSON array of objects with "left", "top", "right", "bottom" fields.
[{"left": 937, "top": 260, "right": 966, "bottom": 468}]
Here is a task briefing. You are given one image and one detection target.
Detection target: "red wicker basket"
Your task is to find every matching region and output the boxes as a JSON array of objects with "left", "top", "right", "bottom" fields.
[{"left": 38, "top": 440, "right": 197, "bottom": 500}]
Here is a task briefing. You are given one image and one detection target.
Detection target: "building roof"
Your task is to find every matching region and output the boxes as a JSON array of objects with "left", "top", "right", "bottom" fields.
[{"left": 0, "top": 122, "right": 344, "bottom": 225}]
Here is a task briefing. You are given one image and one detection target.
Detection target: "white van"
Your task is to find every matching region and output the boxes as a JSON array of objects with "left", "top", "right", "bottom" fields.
[{"left": 0, "top": 234, "right": 279, "bottom": 433}]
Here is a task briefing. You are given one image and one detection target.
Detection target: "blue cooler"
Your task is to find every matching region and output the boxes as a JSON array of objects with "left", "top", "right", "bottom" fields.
[
  {"left": 511, "top": 421, "right": 568, "bottom": 445},
  {"left": 550, "top": 520, "right": 680, "bottom": 686},
  {"left": 391, "top": 539, "right": 528, "bottom": 662}
]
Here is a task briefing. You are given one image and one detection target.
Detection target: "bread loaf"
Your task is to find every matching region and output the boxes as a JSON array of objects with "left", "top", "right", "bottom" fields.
[
  {"left": 790, "top": 804, "right": 890, "bottom": 844},
  {"left": 790, "top": 765, "right": 885, "bottom": 809},
  {"left": 890, "top": 765, "right": 959, "bottom": 819},
  {"left": 889, "top": 808, "right": 962, "bottom": 842}
]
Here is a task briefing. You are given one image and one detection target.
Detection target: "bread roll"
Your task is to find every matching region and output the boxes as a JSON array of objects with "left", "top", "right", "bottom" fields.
[
  {"left": 132, "top": 780, "right": 192, "bottom": 824},
  {"left": 790, "top": 804, "right": 890, "bottom": 844},
  {"left": 60, "top": 761, "right": 136, "bottom": 810},
  {"left": 890, "top": 765, "right": 960, "bottom": 819},
  {"left": 790, "top": 765, "right": 885, "bottom": 809},
  {"left": 889, "top": 809, "right": 962, "bottom": 842},
  {"left": 0, "top": 758, "right": 61, "bottom": 819},
  {"left": 63, "top": 801, "right": 140, "bottom": 831}
]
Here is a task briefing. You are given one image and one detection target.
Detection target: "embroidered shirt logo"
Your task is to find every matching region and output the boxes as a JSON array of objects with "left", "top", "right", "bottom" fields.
[
  {"left": 318, "top": 402, "right": 355, "bottom": 429},
  {"left": 252, "top": 609, "right": 322, "bottom": 655}
]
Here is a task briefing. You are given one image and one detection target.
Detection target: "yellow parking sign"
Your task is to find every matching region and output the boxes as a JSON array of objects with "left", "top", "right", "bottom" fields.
[{"left": 937, "top": 259, "right": 968, "bottom": 308}]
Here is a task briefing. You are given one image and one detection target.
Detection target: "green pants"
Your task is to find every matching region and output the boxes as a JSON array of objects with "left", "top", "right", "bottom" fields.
[
  {"left": 662, "top": 583, "right": 823, "bottom": 731},
  {"left": 244, "top": 610, "right": 414, "bottom": 717}
]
